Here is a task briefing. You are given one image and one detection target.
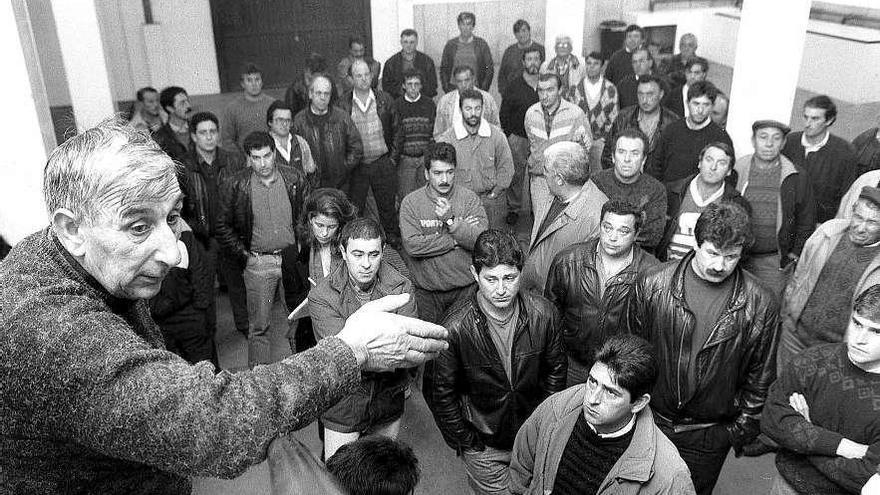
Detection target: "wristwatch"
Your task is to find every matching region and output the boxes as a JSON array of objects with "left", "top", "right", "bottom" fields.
[{"left": 445, "top": 216, "right": 456, "bottom": 227}]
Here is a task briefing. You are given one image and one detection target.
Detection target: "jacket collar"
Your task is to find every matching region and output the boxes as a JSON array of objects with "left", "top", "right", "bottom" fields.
[
  {"left": 453, "top": 115, "right": 491, "bottom": 139},
  {"left": 326, "top": 256, "right": 407, "bottom": 298},
  {"left": 670, "top": 250, "right": 746, "bottom": 317},
  {"left": 734, "top": 153, "right": 799, "bottom": 193}
]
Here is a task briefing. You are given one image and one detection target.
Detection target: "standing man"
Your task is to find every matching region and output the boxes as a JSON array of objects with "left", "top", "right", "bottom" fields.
[
  {"left": 592, "top": 129, "right": 667, "bottom": 251},
  {"left": 605, "top": 24, "right": 644, "bottom": 86},
  {"left": 339, "top": 60, "right": 402, "bottom": 246},
  {"left": 601, "top": 75, "right": 679, "bottom": 171},
  {"left": 433, "top": 66, "right": 499, "bottom": 138},
  {"left": 180, "top": 112, "right": 247, "bottom": 338},
  {"left": 509, "top": 335, "right": 695, "bottom": 494},
  {"left": 438, "top": 89, "right": 514, "bottom": 230},
  {"left": 284, "top": 52, "right": 339, "bottom": 116},
  {"left": 851, "top": 112, "right": 880, "bottom": 176},
  {"left": 399, "top": 142, "right": 489, "bottom": 323},
  {"left": 573, "top": 51, "right": 619, "bottom": 175},
  {"left": 522, "top": 141, "right": 607, "bottom": 293},
  {"left": 266, "top": 100, "right": 316, "bottom": 174},
  {"left": 668, "top": 33, "right": 699, "bottom": 87},
  {"left": 292, "top": 74, "right": 364, "bottom": 190},
  {"left": 498, "top": 20, "right": 545, "bottom": 97},
  {"left": 424, "top": 229, "right": 567, "bottom": 495},
  {"left": 734, "top": 119, "right": 815, "bottom": 295},
  {"left": 221, "top": 64, "right": 276, "bottom": 153},
  {"left": 663, "top": 57, "right": 709, "bottom": 119},
  {"left": 337, "top": 36, "right": 382, "bottom": 94},
  {"left": 540, "top": 35, "right": 586, "bottom": 102},
  {"left": 525, "top": 74, "right": 593, "bottom": 214},
  {"left": 628, "top": 201, "right": 780, "bottom": 495},
  {"left": 782, "top": 95, "right": 858, "bottom": 223},
  {"left": 545, "top": 201, "right": 659, "bottom": 385},
  {"left": 129, "top": 86, "right": 167, "bottom": 133},
  {"left": 216, "top": 132, "right": 308, "bottom": 368},
  {"left": 394, "top": 68, "right": 437, "bottom": 198},
  {"left": 615, "top": 47, "right": 654, "bottom": 110},
  {"left": 778, "top": 187, "right": 880, "bottom": 372},
  {"left": 649, "top": 81, "right": 733, "bottom": 192},
  {"left": 309, "top": 218, "right": 416, "bottom": 457},
  {"left": 151, "top": 86, "right": 192, "bottom": 163},
  {"left": 440, "top": 12, "right": 494, "bottom": 93},
  {"left": 500, "top": 46, "right": 541, "bottom": 227},
  {"left": 382, "top": 29, "right": 439, "bottom": 100},
  {"left": 763, "top": 284, "right": 880, "bottom": 495}
]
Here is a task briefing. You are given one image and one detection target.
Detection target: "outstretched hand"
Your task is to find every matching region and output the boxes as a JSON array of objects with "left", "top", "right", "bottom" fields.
[{"left": 337, "top": 294, "right": 449, "bottom": 372}]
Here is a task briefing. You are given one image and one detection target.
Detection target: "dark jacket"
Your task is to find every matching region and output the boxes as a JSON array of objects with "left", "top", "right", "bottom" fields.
[
  {"left": 662, "top": 83, "right": 686, "bottom": 118},
  {"left": 545, "top": 238, "right": 659, "bottom": 374},
  {"left": 440, "top": 36, "right": 494, "bottom": 93},
  {"left": 601, "top": 104, "right": 680, "bottom": 170},
  {"left": 424, "top": 290, "right": 567, "bottom": 452},
  {"left": 284, "top": 76, "right": 339, "bottom": 117},
  {"left": 215, "top": 165, "right": 309, "bottom": 265},
  {"left": 657, "top": 175, "right": 748, "bottom": 261},
  {"left": 308, "top": 261, "right": 416, "bottom": 432},
  {"left": 151, "top": 123, "right": 189, "bottom": 163},
  {"left": 179, "top": 146, "right": 244, "bottom": 243},
  {"left": 382, "top": 50, "right": 439, "bottom": 99},
  {"left": 338, "top": 89, "right": 403, "bottom": 164},
  {"left": 782, "top": 131, "right": 857, "bottom": 223},
  {"left": 626, "top": 252, "right": 780, "bottom": 453},
  {"left": 735, "top": 154, "right": 816, "bottom": 266},
  {"left": 292, "top": 107, "right": 363, "bottom": 190}
]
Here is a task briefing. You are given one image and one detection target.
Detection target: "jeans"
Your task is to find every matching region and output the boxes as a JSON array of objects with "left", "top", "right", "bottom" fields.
[
  {"left": 398, "top": 155, "right": 426, "bottom": 200},
  {"left": 414, "top": 284, "right": 474, "bottom": 324},
  {"left": 460, "top": 446, "right": 512, "bottom": 495},
  {"left": 349, "top": 154, "right": 400, "bottom": 239},
  {"left": 243, "top": 253, "right": 289, "bottom": 368},
  {"left": 507, "top": 134, "right": 530, "bottom": 214},
  {"left": 480, "top": 191, "right": 508, "bottom": 231},
  {"left": 659, "top": 423, "right": 731, "bottom": 495}
]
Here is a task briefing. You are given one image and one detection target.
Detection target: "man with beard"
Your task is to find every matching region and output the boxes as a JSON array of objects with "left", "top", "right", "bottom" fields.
[
  {"left": 438, "top": 89, "right": 513, "bottom": 230},
  {"left": 152, "top": 86, "right": 192, "bottom": 163},
  {"left": 433, "top": 65, "right": 499, "bottom": 138},
  {"left": 309, "top": 217, "right": 417, "bottom": 458},
  {"left": 498, "top": 20, "right": 545, "bottom": 97},
  {"left": 500, "top": 45, "right": 541, "bottom": 226},
  {"left": 399, "top": 142, "right": 488, "bottom": 323}
]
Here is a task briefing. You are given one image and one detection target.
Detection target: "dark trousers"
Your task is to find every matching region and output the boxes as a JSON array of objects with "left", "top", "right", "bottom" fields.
[
  {"left": 158, "top": 308, "right": 218, "bottom": 371},
  {"left": 659, "top": 423, "right": 731, "bottom": 495},
  {"left": 414, "top": 284, "right": 474, "bottom": 324},
  {"left": 216, "top": 246, "right": 249, "bottom": 335},
  {"left": 349, "top": 155, "right": 400, "bottom": 239}
]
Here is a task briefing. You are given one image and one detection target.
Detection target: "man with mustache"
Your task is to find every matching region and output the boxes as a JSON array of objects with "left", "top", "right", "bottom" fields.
[
  {"left": 627, "top": 201, "right": 780, "bottom": 495},
  {"left": 425, "top": 229, "right": 566, "bottom": 495},
  {"left": 309, "top": 217, "right": 417, "bottom": 458},
  {"left": 151, "top": 85, "right": 192, "bottom": 163},
  {"left": 438, "top": 89, "right": 514, "bottom": 230}
]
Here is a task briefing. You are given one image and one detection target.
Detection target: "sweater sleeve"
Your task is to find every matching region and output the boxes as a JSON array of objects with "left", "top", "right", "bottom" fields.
[
  {"left": 807, "top": 450, "right": 880, "bottom": 493},
  {"left": 448, "top": 194, "right": 488, "bottom": 250},
  {"left": 399, "top": 196, "right": 456, "bottom": 258}
]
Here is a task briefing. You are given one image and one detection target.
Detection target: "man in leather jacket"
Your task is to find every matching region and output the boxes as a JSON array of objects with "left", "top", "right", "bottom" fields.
[
  {"left": 424, "top": 229, "right": 567, "bottom": 495},
  {"left": 626, "top": 201, "right": 780, "bottom": 495}
]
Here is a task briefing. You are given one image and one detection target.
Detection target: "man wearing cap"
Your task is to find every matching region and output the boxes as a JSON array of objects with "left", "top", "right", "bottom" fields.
[
  {"left": 779, "top": 185, "right": 880, "bottom": 373},
  {"left": 734, "top": 120, "right": 815, "bottom": 295}
]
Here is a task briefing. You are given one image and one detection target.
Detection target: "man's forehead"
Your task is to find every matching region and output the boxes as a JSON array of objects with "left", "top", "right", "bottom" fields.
[
  {"left": 116, "top": 192, "right": 182, "bottom": 219},
  {"left": 345, "top": 237, "right": 382, "bottom": 250}
]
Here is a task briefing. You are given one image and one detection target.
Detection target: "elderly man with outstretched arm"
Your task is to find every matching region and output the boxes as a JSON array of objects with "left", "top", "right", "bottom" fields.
[{"left": 0, "top": 120, "right": 447, "bottom": 494}]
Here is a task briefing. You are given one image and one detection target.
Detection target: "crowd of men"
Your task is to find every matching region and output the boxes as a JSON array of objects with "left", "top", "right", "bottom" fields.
[{"left": 3, "top": 10, "right": 880, "bottom": 495}]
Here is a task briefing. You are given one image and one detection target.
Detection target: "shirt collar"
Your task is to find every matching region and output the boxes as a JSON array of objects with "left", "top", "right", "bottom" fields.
[
  {"left": 453, "top": 115, "right": 491, "bottom": 139},
  {"left": 802, "top": 130, "right": 830, "bottom": 155},
  {"left": 404, "top": 93, "right": 421, "bottom": 103},
  {"left": 169, "top": 120, "right": 188, "bottom": 134},
  {"left": 352, "top": 90, "right": 376, "bottom": 113},
  {"left": 273, "top": 133, "right": 292, "bottom": 148},
  {"left": 587, "top": 412, "right": 637, "bottom": 438}
]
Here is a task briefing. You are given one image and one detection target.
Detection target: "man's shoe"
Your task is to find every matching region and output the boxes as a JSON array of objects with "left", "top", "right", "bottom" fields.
[{"left": 505, "top": 211, "right": 519, "bottom": 226}]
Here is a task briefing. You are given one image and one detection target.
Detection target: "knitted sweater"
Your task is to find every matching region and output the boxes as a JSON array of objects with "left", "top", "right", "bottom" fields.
[
  {"left": 395, "top": 95, "right": 436, "bottom": 157},
  {"left": 649, "top": 119, "right": 733, "bottom": 184},
  {"left": 762, "top": 344, "right": 880, "bottom": 494},
  {"left": 220, "top": 93, "right": 275, "bottom": 153},
  {"left": 0, "top": 228, "right": 360, "bottom": 494},
  {"left": 592, "top": 169, "right": 667, "bottom": 249}
]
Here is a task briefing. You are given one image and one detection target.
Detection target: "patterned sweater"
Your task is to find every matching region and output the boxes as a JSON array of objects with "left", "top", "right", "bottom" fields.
[
  {"left": 0, "top": 228, "right": 360, "bottom": 494},
  {"left": 395, "top": 95, "right": 436, "bottom": 157},
  {"left": 762, "top": 344, "right": 880, "bottom": 494}
]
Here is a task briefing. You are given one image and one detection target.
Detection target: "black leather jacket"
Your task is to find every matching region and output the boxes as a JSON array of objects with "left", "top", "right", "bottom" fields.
[
  {"left": 545, "top": 238, "right": 659, "bottom": 371},
  {"left": 601, "top": 104, "right": 680, "bottom": 170},
  {"left": 215, "top": 165, "right": 308, "bottom": 265},
  {"left": 626, "top": 252, "right": 780, "bottom": 452},
  {"left": 424, "top": 290, "right": 567, "bottom": 452}
]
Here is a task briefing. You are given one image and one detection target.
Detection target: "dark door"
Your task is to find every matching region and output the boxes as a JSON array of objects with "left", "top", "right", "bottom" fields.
[{"left": 210, "top": 0, "right": 373, "bottom": 92}]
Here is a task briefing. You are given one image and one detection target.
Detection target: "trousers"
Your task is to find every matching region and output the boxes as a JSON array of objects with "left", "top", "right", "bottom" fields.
[
  {"left": 243, "top": 253, "right": 292, "bottom": 367},
  {"left": 349, "top": 154, "right": 400, "bottom": 239}
]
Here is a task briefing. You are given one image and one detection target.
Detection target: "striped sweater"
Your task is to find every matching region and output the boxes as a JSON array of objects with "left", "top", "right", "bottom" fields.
[{"left": 524, "top": 99, "right": 593, "bottom": 176}]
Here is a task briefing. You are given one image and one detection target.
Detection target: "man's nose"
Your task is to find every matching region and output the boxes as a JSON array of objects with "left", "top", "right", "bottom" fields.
[{"left": 154, "top": 221, "right": 181, "bottom": 267}]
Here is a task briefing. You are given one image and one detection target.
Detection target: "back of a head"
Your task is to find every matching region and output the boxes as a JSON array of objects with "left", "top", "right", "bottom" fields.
[
  {"left": 325, "top": 436, "right": 420, "bottom": 495},
  {"left": 543, "top": 141, "right": 590, "bottom": 186}
]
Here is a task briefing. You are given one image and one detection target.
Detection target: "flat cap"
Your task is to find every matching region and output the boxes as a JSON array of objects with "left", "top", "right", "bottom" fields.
[
  {"left": 752, "top": 119, "right": 791, "bottom": 135},
  {"left": 859, "top": 186, "right": 880, "bottom": 207}
]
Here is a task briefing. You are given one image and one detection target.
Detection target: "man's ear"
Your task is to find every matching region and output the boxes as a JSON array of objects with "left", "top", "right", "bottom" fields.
[
  {"left": 630, "top": 393, "right": 650, "bottom": 415},
  {"left": 52, "top": 208, "right": 87, "bottom": 257}
]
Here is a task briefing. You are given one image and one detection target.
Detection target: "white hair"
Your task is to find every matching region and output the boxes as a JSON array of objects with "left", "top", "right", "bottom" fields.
[
  {"left": 554, "top": 35, "right": 572, "bottom": 46},
  {"left": 544, "top": 141, "right": 589, "bottom": 186},
  {"left": 43, "top": 117, "right": 180, "bottom": 225}
]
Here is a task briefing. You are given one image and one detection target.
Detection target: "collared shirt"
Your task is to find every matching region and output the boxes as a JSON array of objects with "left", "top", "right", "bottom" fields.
[
  {"left": 352, "top": 89, "right": 377, "bottom": 114},
  {"left": 802, "top": 130, "right": 830, "bottom": 156},
  {"left": 168, "top": 119, "right": 187, "bottom": 134},
  {"left": 250, "top": 174, "right": 296, "bottom": 252},
  {"left": 586, "top": 411, "right": 637, "bottom": 438},
  {"left": 542, "top": 103, "right": 561, "bottom": 137},
  {"left": 582, "top": 77, "right": 604, "bottom": 109},
  {"left": 681, "top": 84, "right": 690, "bottom": 119},
  {"left": 404, "top": 93, "right": 421, "bottom": 103},
  {"left": 273, "top": 134, "right": 294, "bottom": 163}
]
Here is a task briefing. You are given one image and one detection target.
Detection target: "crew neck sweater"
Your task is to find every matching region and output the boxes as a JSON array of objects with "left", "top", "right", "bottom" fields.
[
  {"left": 552, "top": 413, "right": 635, "bottom": 494},
  {"left": 652, "top": 120, "right": 733, "bottom": 183}
]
